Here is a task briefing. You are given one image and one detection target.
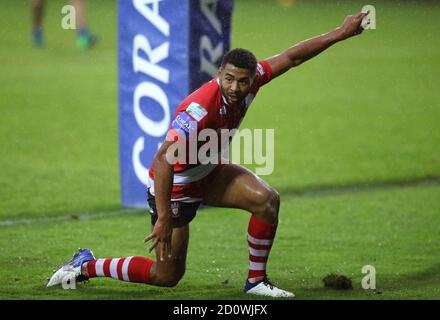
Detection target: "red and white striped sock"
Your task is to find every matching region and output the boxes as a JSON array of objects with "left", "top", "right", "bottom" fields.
[
  {"left": 247, "top": 215, "right": 277, "bottom": 283},
  {"left": 85, "top": 256, "right": 155, "bottom": 284}
]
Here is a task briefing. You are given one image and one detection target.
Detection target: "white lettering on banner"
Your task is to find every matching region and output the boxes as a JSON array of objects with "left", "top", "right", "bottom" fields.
[
  {"left": 200, "top": 0, "right": 222, "bottom": 35},
  {"left": 133, "top": 82, "right": 170, "bottom": 137},
  {"left": 199, "top": 0, "right": 224, "bottom": 77},
  {"left": 133, "top": 35, "right": 170, "bottom": 83},
  {"left": 200, "top": 35, "right": 223, "bottom": 77},
  {"left": 131, "top": 0, "right": 171, "bottom": 186},
  {"left": 133, "top": 0, "right": 170, "bottom": 36},
  {"left": 133, "top": 138, "right": 162, "bottom": 186},
  {"left": 132, "top": 137, "right": 149, "bottom": 186}
]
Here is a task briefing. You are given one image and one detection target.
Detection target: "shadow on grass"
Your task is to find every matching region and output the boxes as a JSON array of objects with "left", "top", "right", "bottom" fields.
[
  {"left": 34, "top": 265, "right": 440, "bottom": 300},
  {"left": 39, "top": 282, "right": 287, "bottom": 300},
  {"left": 3, "top": 175, "right": 439, "bottom": 226},
  {"left": 278, "top": 175, "right": 440, "bottom": 199},
  {"left": 381, "top": 263, "right": 440, "bottom": 293}
]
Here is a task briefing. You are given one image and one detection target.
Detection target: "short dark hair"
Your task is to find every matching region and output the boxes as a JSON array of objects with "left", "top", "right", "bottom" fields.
[{"left": 220, "top": 48, "right": 257, "bottom": 75}]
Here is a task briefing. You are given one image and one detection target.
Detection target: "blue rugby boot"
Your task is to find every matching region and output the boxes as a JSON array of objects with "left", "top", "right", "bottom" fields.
[{"left": 46, "top": 248, "right": 95, "bottom": 287}]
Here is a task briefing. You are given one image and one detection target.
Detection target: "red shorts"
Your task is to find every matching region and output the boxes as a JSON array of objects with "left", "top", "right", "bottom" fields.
[
  {"left": 147, "top": 163, "right": 226, "bottom": 203},
  {"left": 147, "top": 163, "right": 226, "bottom": 227},
  {"left": 169, "top": 163, "right": 225, "bottom": 202}
]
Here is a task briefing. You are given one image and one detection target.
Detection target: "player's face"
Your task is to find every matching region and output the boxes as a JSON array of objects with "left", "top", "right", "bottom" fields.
[{"left": 219, "top": 63, "right": 255, "bottom": 105}]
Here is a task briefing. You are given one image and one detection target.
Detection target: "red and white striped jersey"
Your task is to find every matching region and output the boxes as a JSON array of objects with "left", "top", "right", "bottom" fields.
[{"left": 148, "top": 60, "right": 273, "bottom": 201}]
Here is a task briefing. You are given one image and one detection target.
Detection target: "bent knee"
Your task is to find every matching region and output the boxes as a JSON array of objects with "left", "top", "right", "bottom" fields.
[
  {"left": 157, "top": 276, "right": 182, "bottom": 288},
  {"left": 252, "top": 188, "right": 280, "bottom": 223},
  {"left": 154, "top": 269, "right": 185, "bottom": 287}
]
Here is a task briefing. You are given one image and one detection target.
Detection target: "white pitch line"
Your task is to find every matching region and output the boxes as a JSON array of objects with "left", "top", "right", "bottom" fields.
[
  {"left": 2, "top": 177, "right": 438, "bottom": 227},
  {"left": 0, "top": 208, "right": 146, "bottom": 227}
]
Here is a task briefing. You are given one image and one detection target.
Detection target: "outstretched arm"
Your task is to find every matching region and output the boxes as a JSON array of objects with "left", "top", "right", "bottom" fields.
[{"left": 267, "top": 12, "right": 369, "bottom": 79}]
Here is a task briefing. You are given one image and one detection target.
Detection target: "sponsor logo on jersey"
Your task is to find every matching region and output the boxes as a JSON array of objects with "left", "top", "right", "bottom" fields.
[
  {"left": 186, "top": 102, "right": 208, "bottom": 121},
  {"left": 219, "top": 105, "right": 227, "bottom": 115},
  {"left": 172, "top": 112, "right": 198, "bottom": 136}
]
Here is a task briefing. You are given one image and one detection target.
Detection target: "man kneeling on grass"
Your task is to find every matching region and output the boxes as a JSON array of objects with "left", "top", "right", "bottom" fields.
[{"left": 47, "top": 11, "right": 368, "bottom": 298}]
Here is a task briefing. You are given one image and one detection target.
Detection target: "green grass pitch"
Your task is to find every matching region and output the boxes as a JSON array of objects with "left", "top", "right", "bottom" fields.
[{"left": 0, "top": 0, "right": 439, "bottom": 299}]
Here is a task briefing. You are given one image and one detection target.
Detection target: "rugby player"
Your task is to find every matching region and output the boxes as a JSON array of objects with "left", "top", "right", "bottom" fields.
[{"left": 48, "top": 12, "right": 368, "bottom": 298}]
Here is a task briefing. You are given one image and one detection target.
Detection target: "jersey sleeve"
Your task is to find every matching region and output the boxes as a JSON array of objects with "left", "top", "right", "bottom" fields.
[
  {"left": 255, "top": 60, "right": 273, "bottom": 87},
  {"left": 165, "top": 101, "right": 209, "bottom": 142}
]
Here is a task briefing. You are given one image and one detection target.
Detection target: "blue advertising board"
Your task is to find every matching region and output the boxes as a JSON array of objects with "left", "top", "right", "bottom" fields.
[{"left": 118, "top": 0, "right": 233, "bottom": 207}]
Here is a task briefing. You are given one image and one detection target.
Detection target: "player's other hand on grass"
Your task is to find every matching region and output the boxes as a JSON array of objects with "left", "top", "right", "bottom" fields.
[
  {"left": 144, "top": 214, "right": 173, "bottom": 261},
  {"left": 337, "top": 11, "right": 369, "bottom": 40}
]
